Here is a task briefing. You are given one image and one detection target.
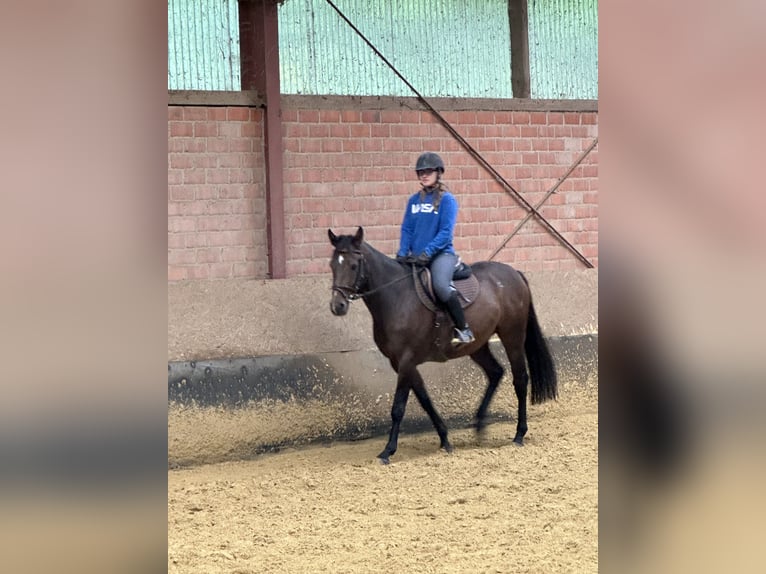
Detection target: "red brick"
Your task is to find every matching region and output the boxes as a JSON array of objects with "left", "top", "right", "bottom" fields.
[
  {"left": 207, "top": 108, "right": 227, "bottom": 121},
  {"left": 168, "top": 169, "right": 184, "bottom": 186},
  {"left": 184, "top": 170, "right": 205, "bottom": 185},
  {"left": 298, "top": 109, "right": 319, "bottom": 122},
  {"left": 475, "top": 111, "right": 494, "bottom": 124},
  {"left": 167, "top": 266, "right": 188, "bottom": 281},
  {"left": 512, "top": 112, "right": 530, "bottom": 124},
  {"left": 218, "top": 154, "right": 242, "bottom": 168},
  {"left": 194, "top": 122, "right": 218, "bottom": 137},
  {"left": 207, "top": 138, "right": 229, "bottom": 153},
  {"left": 319, "top": 110, "right": 340, "bottom": 122},
  {"left": 193, "top": 155, "right": 217, "bottom": 169},
  {"left": 170, "top": 122, "right": 193, "bottom": 137},
  {"left": 362, "top": 139, "right": 383, "bottom": 152},
  {"left": 330, "top": 124, "right": 350, "bottom": 137},
  {"left": 196, "top": 247, "right": 222, "bottom": 264},
  {"left": 564, "top": 113, "right": 580, "bottom": 125},
  {"left": 300, "top": 139, "right": 321, "bottom": 153},
  {"left": 168, "top": 107, "right": 184, "bottom": 120},
  {"left": 221, "top": 246, "right": 246, "bottom": 262},
  {"left": 399, "top": 111, "right": 419, "bottom": 124},
  {"left": 340, "top": 110, "right": 360, "bottom": 123},
  {"left": 227, "top": 108, "right": 250, "bottom": 121},
  {"left": 350, "top": 124, "right": 370, "bottom": 138},
  {"left": 183, "top": 108, "right": 208, "bottom": 121},
  {"left": 308, "top": 123, "right": 329, "bottom": 137},
  {"left": 241, "top": 122, "right": 259, "bottom": 138},
  {"left": 371, "top": 124, "right": 390, "bottom": 137},
  {"left": 380, "top": 110, "right": 401, "bottom": 123},
  {"left": 206, "top": 170, "right": 229, "bottom": 185},
  {"left": 229, "top": 138, "right": 252, "bottom": 153},
  {"left": 186, "top": 266, "right": 210, "bottom": 280},
  {"left": 209, "top": 263, "right": 233, "bottom": 279},
  {"left": 230, "top": 169, "right": 255, "bottom": 184}
]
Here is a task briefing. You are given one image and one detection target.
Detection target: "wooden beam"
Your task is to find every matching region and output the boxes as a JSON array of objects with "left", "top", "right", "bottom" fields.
[
  {"left": 167, "top": 90, "right": 264, "bottom": 107},
  {"left": 239, "top": 0, "right": 286, "bottom": 279},
  {"left": 509, "top": 0, "right": 530, "bottom": 99}
]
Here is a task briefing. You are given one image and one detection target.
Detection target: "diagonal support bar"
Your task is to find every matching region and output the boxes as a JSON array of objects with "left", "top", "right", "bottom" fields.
[{"left": 488, "top": 138, "right": 598, "bottom": 265}]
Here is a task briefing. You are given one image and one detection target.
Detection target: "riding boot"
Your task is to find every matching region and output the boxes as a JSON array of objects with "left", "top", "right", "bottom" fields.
[{"left": 444, "top": 291, "right": 475, "bottom": 344}]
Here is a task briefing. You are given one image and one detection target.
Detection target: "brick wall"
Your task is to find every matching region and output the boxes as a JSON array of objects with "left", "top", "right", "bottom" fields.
[
  {"left": 168, "top": 106, "right": 267, "bottom": 280},
  {"left": 281, "top": 105, "right": 598, "bottom": 275},
  {"left": 168, "top": 98, "right": 598, "bottom": 281}
]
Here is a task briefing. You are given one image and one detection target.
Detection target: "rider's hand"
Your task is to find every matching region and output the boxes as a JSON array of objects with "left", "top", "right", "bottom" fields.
[{"left": 415, "top": 253, "right": 431, "bottom": 267}]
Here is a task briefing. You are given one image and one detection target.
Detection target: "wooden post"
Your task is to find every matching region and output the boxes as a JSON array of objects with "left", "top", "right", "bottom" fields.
[
  {"left": 239, "top": 0, "right": 286, "bottom": 279},
  {"left": 509, "top": 0, "right": 530, "bottom": 99}
]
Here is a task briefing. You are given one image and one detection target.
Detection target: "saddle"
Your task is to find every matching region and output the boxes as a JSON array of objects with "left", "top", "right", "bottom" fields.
[{"left": 413, "top": 262, "right": 481, "bottom": 313}]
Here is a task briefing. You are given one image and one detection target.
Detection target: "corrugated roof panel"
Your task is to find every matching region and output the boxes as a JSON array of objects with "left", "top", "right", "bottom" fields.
[
  {"left": 168, "top": 0, "right": 241, "bottom": 90},
  {"left": 528, "top": 0, "right": 598, "bottom": 99},
  {"left": 278, "top": 0, "right": 513, "bottom": 98},
  {"left": 166, "top": 0, "right": 598, "bottom": 99}
]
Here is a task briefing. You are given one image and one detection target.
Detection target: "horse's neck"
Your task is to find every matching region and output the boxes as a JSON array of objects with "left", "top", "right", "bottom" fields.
[{"left": 361, "top": 243, "right": 408, "bottom": 310}]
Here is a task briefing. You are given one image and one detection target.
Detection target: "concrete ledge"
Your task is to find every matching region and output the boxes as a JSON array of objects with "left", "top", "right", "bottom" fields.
[
  {"left": 168, "top": 269, "right": 597, "bottom": 361},
  {"left": 168, "top": 335, "right": 597, "bottom": 468}
]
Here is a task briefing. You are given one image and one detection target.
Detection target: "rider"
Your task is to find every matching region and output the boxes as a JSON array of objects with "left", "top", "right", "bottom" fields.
[{"left": 396, "top": 152, "right": 475, "bottom": 345}]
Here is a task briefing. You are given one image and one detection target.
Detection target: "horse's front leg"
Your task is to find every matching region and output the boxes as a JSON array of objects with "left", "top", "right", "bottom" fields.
[
  {"left": 378, "top": 374, "right": 411, "bottom": 465},
  {"left": 409, "top": 368, "right": 453, "bottom": 454}
]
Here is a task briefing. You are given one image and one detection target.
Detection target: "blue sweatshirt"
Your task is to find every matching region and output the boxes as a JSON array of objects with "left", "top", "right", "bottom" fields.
[{"left": 397, "top": 188, "right": 458, "bottom": 258}]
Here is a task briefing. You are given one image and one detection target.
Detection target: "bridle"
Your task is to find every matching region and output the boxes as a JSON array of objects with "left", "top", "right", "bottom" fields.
[
  {"left": 331, "top": 249, "right": 367, "bottom": 302},
  {"left": 331, "top": 249, "right": 410, "bottom": 302}
]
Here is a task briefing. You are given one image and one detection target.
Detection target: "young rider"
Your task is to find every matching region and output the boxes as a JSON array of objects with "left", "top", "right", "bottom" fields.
[{"left": 396, "top": 152, "right": 475, "bottom": 345}]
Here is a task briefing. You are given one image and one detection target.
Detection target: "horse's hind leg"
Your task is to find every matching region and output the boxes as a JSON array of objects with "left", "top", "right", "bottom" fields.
[
  {"left": 470, "top": 343, "right": 505, "bottom": 437},
  {"left": 409, "top": 368, "right": 452, "bottom": 454},
  {"left": 500, "top": 338, "right": 529, "bottom": 445}
]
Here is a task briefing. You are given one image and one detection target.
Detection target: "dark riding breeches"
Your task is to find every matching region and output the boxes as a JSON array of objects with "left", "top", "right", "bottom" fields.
[{"left": 430, "top": 252, "right": 459, "bottom": 302}]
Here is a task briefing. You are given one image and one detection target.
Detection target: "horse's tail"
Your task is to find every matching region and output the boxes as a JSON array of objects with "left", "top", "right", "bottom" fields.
[{"left": 519, "top": 272, "right": 558, "bottom": 404}]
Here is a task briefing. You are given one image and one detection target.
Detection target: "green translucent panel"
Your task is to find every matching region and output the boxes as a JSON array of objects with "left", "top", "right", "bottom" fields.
[
  {"left": 528, "top": 0, "right": 598, "bottom": 99},
  {"left": 278, "top": 0, "right": 513, "bottom": 97},
  {"left": 168, "top": 0, "right": 241, "bottom": 90}
]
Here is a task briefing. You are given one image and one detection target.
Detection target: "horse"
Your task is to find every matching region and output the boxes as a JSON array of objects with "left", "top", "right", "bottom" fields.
[{"left": 328, "top": 226, "right": 558, "bottom": 464}]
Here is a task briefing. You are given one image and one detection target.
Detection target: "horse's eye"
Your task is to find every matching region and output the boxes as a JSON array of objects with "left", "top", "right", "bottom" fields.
[{"left": 350, "top": 263, "right": 358, "bottom": 271}]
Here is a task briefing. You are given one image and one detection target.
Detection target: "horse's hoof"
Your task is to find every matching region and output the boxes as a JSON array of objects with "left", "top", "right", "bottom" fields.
[
  {"left": 513, "top": 436, "right": 524, "bottom": 446},
  {"left": 441, "top": 442, "right": 454, "bottom": 454},
  {"left": 378, "top": 456, "right": 390, "bottom": 465}
]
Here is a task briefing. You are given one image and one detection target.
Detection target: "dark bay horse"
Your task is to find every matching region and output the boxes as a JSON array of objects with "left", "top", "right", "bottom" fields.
[{"left": 328, "top": 227, "right": 557, "bottom": 464}]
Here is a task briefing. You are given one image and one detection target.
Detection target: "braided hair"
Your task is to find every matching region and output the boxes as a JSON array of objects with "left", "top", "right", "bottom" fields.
[{"left": 419, "top": 179, "right": 447, "bottom": 212}]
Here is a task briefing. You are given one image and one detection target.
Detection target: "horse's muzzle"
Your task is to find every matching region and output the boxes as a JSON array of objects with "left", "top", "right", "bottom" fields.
[{"left": 330, "top": 293, "right": 349, "bottom": 316}]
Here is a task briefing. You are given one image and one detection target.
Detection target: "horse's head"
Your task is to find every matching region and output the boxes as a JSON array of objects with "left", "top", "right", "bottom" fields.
[{"left": 328, "top": 226, "right": 365, "bottom": 316}]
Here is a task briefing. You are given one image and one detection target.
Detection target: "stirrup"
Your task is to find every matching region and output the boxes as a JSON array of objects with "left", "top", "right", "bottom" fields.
[{"left": 451, "top": 327, "right": 475, "bottom": 344}]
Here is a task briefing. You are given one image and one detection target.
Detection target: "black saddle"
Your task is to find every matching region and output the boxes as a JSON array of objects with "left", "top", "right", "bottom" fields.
[{"left": 413, "top": 264, "right": 480, "bottom": 313}]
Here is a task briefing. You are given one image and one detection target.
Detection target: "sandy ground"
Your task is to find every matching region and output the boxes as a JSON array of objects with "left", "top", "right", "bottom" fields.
[{"left": 168, "top": 380, "right": 597, "bottom": 573}]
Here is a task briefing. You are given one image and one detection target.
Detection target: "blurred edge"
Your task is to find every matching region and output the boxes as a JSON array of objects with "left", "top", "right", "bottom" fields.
[
  {"left": 601, "top": 1, "right": 766, "bottom": 573},
  {"left": 0, "top": 2, "right": 167, "bottom": 574}
]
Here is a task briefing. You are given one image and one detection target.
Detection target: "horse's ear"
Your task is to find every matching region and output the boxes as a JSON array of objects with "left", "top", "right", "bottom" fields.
[
  {"left": 352, "top": 226, "right": 364, "bottom": 247},
  {"left": 328, "top": 229, "right": 338, "bottom": 246}
]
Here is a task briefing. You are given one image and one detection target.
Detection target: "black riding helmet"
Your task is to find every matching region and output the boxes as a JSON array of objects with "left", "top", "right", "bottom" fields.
[{"left": 415, "top": 152, "right": 445, "bottom": 174}]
